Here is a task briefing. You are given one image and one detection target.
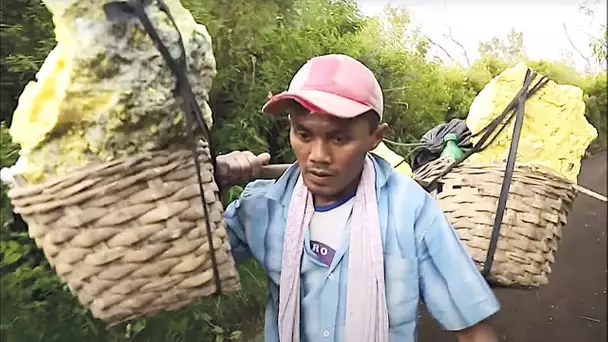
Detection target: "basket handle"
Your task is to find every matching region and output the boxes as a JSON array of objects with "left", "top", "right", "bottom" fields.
[{"left": 259, "top": 164, "right": 291, "bottom": 179}]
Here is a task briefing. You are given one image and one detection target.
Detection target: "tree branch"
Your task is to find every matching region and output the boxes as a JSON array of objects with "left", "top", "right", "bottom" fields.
[
  {"left": 425, "top": 36, "right": 458, "bottom": 65},
  {"left": 563, "top": 22, "right": 594, "bottom": 72},
  {"left": 443, "top": 24, "right": 471, "bottom": 67}
]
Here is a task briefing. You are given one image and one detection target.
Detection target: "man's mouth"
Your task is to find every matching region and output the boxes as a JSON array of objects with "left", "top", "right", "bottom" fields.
[
  {"left": 307, "top": 169, "right": 333, "bottom": 183},
  {"left": 309, "top": 169, "right": 332, "bottom": 177}
]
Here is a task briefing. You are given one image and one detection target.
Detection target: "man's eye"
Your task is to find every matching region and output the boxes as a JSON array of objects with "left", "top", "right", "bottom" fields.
[
  {"left": 331, "top": 135, "right": 349, "bottom": 144},
  {"left": 297, "top": 130, "right": 311, "bottom": 140}
]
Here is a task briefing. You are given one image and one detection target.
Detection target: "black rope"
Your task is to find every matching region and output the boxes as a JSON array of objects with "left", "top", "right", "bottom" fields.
[
  {"left": 103, "top": 0, "right": 222, "bottom": 294},
  {"left": 394, "top": 159, "right": 408, "bottom": 169},
  {"left": 421, "top": 68, "right": 550, "bottom": 280}
]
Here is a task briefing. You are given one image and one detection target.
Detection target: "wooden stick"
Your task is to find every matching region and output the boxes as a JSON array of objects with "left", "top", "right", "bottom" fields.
[
  {"left": 259, "top": 164, "right": 291, "bottom": 179},
  {"left": 573, "top": 184, "right": 607, "bottom": 202}
]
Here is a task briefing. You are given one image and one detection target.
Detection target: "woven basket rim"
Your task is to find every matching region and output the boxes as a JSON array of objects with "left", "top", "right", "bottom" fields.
[
  {"left": 413, "top": 157, "right": 576, "bottom": 185},
  {"left": 3, "top": 142, "right": 204, "bottom": 192}
]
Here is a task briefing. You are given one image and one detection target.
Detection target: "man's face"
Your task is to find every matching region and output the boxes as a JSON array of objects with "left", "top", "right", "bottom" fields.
[{"left": 289, "top": 105, "right": 387, "bottom": 206}]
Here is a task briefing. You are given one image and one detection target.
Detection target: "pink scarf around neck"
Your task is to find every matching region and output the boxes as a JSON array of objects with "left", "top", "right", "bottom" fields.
[{"left": 278, "top": 156, "right": 389, "bottom": 342}]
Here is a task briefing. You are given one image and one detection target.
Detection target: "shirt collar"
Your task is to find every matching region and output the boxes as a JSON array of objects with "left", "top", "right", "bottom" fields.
[{"left": 264, "top": 154, "right": 394, "bottom": 207}]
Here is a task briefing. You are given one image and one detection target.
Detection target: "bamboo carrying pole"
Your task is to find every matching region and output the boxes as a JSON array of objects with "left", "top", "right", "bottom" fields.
[{"left": 259, "top": 164, "right": 291, "bottom": 179}]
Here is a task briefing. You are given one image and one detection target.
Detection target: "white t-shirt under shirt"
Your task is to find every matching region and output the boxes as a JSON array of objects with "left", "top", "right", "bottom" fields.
[{"left": 308, "top": 192, "right": 355, "bottom": 266}]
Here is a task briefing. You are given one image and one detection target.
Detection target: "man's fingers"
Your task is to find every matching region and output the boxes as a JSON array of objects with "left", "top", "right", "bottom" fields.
[
  {"left": 249, "top": 152, "right": 272, "bottom": 180},
  {"left": 215, "top": 154, "right": 234, "bottom": 187},
  {"left": 215, "top": 151, "right": 272, "bottom": 186},
  {"left": 236, "top": 151, "right": 261, "bottom": 179},
  {"left": 216, "top": 163, "right": 230, "bottom": 187},
  {"left": 256, "top": 152, "right": 271, "bottom": 166},
  {"left": 232, "top": 153, "right": 252, "bottom": 184}
]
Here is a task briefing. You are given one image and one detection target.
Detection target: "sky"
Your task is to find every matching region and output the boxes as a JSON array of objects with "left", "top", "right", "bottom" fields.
[{"left": 355, "top": 0, "right": 607, "bottom": 73}]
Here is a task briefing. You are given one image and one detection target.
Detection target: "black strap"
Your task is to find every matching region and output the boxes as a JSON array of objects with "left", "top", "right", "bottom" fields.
[
  {"left": 103, "top": 0, "right": 222, "bottom": 294},
  {"left": 481, "top": 70, "right": 536, "bottom": 277}
]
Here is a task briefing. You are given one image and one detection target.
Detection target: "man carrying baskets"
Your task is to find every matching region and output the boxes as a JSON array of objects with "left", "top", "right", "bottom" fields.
[{"left": 216, "top": 54, "right": 500, "bottom": 342}]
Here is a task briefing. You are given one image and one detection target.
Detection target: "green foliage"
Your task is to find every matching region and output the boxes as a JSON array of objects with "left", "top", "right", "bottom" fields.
[
  {"left": 577, "top": 0, "right": 607, "bottom": 66},
  {"left": 590, "top": 24, "right": 607, "bottom": 65},
  {"left": 191, "top": 0, "right": 370, "bottom": 162},
  {"left": 0, "top": 0, "right": 606, "bottom": 341},
  {"left": 478, "top": 28, "right": 526, "bottom": 62},
  {"left": 582, "top": 73, "right": 608, "bottom": 152},
  {"left": 0, "top": 0, "right": 55, "bottom": 125}
]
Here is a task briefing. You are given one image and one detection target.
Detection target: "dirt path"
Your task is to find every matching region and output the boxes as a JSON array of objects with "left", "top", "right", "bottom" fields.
[
  {"left": 249, "top": 152, "right": 607, "bottom": 342},
  {"left": 419, "top": 151, "right": 607, "bottom": 341}
]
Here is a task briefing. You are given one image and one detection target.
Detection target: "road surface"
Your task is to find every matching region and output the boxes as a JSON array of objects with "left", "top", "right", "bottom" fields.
[{"left": 418, "top": 151, "right": 607, "bottom": 341}]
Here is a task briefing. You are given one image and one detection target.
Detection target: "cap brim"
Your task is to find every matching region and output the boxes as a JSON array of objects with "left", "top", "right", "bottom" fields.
[{"left": 262, "top": 90, "right": 373, "bottom": 119}]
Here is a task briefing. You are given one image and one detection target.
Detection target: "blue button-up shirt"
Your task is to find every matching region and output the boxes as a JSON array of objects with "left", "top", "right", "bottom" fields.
[{"left": 224, "top": 155, "right": 500, "bottom": 342}]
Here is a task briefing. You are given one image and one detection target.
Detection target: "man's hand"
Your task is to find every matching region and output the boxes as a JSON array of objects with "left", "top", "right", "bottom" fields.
[
  {"left": 455, "top": 321, "right": 499, "bottom": 342},
  {"left": 216, "top": 151, "right": 271, "bottom": 188}
]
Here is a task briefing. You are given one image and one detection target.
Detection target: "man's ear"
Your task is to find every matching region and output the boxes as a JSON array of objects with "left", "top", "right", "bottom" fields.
[{"left": 371, "top": 123, "right": 389, "bottom": 150}]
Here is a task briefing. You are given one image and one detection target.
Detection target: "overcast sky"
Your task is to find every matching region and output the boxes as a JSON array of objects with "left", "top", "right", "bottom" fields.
[{"left": 355, "top": 0, "right": 607, "bottom": 73}]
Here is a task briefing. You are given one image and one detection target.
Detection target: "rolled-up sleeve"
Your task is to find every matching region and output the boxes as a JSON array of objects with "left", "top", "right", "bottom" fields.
[{"left": 416, "top": 194, "right": 500, "bottom": 331}]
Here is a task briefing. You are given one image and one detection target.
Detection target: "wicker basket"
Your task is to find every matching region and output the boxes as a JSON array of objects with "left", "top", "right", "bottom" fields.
[
  {"left": 3, "top": 142, "right": 240, "bottom": 325},
  {"left": 413, "top": 157, "right": 578, "bottom": 287}
]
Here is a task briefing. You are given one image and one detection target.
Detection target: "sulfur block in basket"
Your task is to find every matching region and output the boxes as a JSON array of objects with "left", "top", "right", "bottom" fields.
[
  {"left": 466, "top": 62, "right": 597, "bottom": 183},
  {"left": 1, "top": 0, "right": 241, "bottom": 326},
  {"left": 7, "top": 0, "right": 216, "bottom": 184}
]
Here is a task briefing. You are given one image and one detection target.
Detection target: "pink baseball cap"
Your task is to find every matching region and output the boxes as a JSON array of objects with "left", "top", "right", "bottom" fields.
[{"left": 262, "top": 54, "right": 383, "bottom": 119}]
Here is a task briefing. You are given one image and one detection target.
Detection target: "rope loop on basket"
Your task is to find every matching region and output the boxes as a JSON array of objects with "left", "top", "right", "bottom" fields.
[
  {"left": 103, "top": 0, "right": 223, "bottom": 295},
  {"left": 422, "top": 69, "right": 550, "bottom": 280}
]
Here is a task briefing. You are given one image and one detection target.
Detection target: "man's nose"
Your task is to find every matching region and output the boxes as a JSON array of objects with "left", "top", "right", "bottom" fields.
[{"left": 309, "top": 139, "right": 332, "bottom": 165}]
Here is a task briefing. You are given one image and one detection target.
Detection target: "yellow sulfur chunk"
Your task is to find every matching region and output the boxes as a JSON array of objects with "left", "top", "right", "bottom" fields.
[
  {"left": 466, "top": 62, "right": 597, "bottom": 183},
  {"left": 7, "top": 0, "right": 216, "bottom": 183},
  {"left": 372, "top": 142, "right": 413, "bottom": 176}
]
